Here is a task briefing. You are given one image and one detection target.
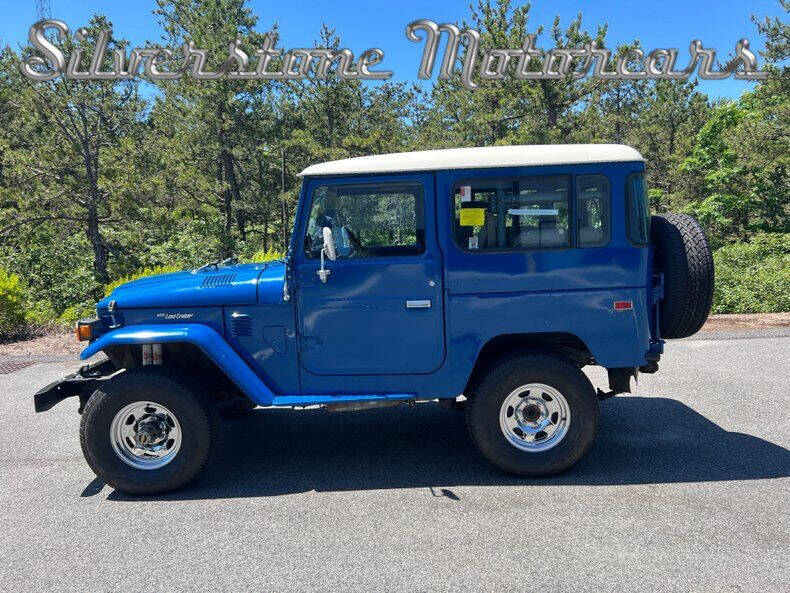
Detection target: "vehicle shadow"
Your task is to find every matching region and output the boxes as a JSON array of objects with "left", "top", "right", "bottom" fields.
[{"left": 102, "top": 396, "right": 790, "bottom": 501}]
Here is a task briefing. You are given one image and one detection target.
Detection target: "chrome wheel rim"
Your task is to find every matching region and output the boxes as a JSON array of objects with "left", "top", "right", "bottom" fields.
[
  {"left": 499, "top": 383, "right": 571, "bottom": 452},
  {"left": 110, "top": 401, "right": 182, "bottom": 470}
]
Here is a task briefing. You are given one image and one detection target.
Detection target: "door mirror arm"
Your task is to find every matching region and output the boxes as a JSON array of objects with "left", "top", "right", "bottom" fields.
[{"left": 318, "top": 226, "right": 336, "bottom": 283}]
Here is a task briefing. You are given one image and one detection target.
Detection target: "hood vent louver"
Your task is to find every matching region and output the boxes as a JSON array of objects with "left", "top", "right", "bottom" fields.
[
  {"left": 230, "top": 313, "right": 253, "bottom": 337},
  {"left": 202, "top": 273, "right": 237, "bottom": 288}
]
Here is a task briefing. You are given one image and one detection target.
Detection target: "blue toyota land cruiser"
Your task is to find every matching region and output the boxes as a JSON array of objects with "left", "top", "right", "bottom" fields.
[{"left": 35, "top": 144, "right": 714, "bottom": 494}]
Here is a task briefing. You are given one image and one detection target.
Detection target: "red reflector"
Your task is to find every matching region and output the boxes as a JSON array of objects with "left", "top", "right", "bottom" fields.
[{"left": 614, "top": 300, "right": 633, "bottom": 311}]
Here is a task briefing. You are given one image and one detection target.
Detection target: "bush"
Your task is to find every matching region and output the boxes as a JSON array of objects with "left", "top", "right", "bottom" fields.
[
  {"left": 0, "top": 268, "right": 26, "bottom": 338},
  {"left": 104, "top": 265, "right": 183, "bottom": 297},
  {"left": 712, "top": 233, "right": 790, "bottom": 314},
  {"left": 23, "top": 299, "right": 58, "bottom": 329},
  {"left": 249, "top": 248, "right": 284, "bottom": 262},
  {"left": 0, "top": 229, "right": 100, "bottom": 316},
  {"left": 57, "top": 302, "right": 98, "bottom": 325}
]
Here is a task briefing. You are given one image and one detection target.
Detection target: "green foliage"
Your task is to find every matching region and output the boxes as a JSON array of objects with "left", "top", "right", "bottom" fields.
[
  {"left": 712, "top": 234, "right": 790, "bottom": 314},
  {"left": 57, "top": 303, "right": 98, "bottom": 326},
  {"left": 104, "top": 266, "right": 184, "bottom": 297},
  {"left": 0, "top": 268, "right": 25, "bottom": 337},
  {"left": 0, "top": 229, "right": 101, "bottom": 316},
  {"left": 23, "top": 300, "right": 58, "bottom": 327},
  {"left": 249, "top": 248, "right": 284, "bottom": 262},
  {"left": 678, "top": 80, "right": 789, "bottom": 247}
]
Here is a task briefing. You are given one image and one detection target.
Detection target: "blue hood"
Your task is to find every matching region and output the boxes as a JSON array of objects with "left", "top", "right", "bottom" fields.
[{"left": 98, "top": 261, "right": 285, "bottom": 309}]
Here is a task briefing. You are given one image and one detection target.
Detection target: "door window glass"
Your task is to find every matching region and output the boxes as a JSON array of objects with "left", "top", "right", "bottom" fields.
[
  {"left": 576, "top": 175, "right": 610, "bottom": 247},
  {"left": 453, "top": 176, "right": 570, "bottom": 251},
  {"left": 305, "top": 183, "right": 425, "bottom": 259}
]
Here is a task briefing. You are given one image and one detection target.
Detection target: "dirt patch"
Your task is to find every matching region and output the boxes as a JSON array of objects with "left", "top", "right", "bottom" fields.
[
  {"left": 0, "top": 328, "right": 84, "bottom": 356},
  {"left": 0, "top": 313, "right": 787, "bottom": 356},
  {"left": 699, "top": 313, "right": 790, "bottom": 332}
]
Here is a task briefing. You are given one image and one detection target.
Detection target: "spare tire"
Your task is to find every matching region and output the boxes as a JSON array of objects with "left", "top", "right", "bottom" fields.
[{"left": 650, "top": 214, "right": 714, "bottom": 339}]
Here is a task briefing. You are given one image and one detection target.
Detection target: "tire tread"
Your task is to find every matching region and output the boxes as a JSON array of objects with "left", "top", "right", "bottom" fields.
[{"left": 651, "top": 213, "right": 714, "bottom": 339}]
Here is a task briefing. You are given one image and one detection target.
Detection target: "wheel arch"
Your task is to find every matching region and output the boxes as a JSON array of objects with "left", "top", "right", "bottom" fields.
[
  {"left": 81, "top": 324, "right": 274, "bottom": 406},
  {"left": 464, "top": 332, "right": 594, "bottom": 398}
]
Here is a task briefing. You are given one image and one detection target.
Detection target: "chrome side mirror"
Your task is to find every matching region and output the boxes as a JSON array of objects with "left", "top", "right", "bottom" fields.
[{"left": 317, "top": 226, "right": 336, "bottom": 283}]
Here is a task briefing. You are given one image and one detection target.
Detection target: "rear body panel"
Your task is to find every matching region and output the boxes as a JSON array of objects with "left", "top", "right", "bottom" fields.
[{"left": 436, "top": 161, "right": 651, "bottom": 373}]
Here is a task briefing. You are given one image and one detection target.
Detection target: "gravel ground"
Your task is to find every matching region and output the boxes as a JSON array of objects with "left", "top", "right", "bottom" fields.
[
  {"left": 0, "top": 332, "right": 788, "bottom": 592},
  {"left": 699, "top": 312, "right": 790, "bottom": 332}
]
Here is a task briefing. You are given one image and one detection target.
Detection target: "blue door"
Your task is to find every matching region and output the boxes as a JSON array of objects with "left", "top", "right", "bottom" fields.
[{"left": 294, "top": 173, "right": 445, "bottom": 377}]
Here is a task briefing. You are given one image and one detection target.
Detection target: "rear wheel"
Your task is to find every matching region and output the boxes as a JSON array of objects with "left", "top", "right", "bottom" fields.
[
  {"left": 80, "top": 368, "right": 214, "bottom": 495},
  {"left": 466, "top": 355, "right": 599, "bottom": 476}
]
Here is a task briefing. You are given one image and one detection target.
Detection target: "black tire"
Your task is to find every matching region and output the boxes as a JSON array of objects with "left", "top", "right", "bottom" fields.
[
  {"left": 466, "top": 355, "right": 599, "bottom": 477},
  {"left": 650, "top": 213, "right": 714, "bottom": 339},
  {"left": 80, "top": 368, "right": 214, "bottom": 495}
]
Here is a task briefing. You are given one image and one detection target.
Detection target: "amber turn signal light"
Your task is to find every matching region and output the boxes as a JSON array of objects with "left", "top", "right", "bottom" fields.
[{"left": 75, "top": 321, "right": 93, "bottom": 341}]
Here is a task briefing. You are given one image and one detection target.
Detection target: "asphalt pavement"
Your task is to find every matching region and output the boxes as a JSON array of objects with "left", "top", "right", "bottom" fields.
[{"left": 0, "top": 332, "right": 788, "bottom": 592}]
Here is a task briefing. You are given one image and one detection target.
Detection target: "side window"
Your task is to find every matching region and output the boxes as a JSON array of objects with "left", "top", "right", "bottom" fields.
[
  {"left": 305, "top": 182, "right": 425, "bottom": 259},
  {"left": 625, "top": 173, "right": 650, "bottom": 245},
  {"left": 576, "top": 175, "right": 610, "bottom": 247},
  {"left": 453, "top": 176, "right": 570, "bottom": 251}
]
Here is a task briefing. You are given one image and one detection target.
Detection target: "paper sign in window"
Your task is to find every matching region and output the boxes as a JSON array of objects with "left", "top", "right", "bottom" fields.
[
  {"left": 460, "top": 185, "right": 472, "bottom": 202},
  {"left": 460, "top": 208, "right": 485, "bottom": 226},
  {"left": 508, "top": 208, "right": 559, "bottom": 216}
]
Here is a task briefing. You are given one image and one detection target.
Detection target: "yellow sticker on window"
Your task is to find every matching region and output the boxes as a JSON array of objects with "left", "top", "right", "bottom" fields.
[{"left": 460, "top": 208, "right": 485, "bottom": 227}]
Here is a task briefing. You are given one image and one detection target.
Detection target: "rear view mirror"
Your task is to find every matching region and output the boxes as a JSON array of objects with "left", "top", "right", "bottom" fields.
[
  {"left": 317, "top": 226, "right": 336, "bottom": 283},
  {"left": 322, "top": 226, "right": 337, "bottom": 261}
]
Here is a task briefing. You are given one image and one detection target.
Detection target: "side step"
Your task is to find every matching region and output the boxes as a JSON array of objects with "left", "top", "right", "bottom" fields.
[{"left": 269, "top": 393, "right": 416, "bottom": 408}]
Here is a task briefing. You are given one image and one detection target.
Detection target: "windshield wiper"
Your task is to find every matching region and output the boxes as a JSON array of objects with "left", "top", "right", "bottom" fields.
[
  {"left": 192, "top": 260, "right": 219, "bottom": 273},
  {"left": 192, "top": 256, "right": 239, "bottom": 274}
]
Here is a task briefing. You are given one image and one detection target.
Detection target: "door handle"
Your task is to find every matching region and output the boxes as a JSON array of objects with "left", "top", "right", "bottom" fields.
[{"left": 405, "top": 299, "right": 431, "bottom": 309}]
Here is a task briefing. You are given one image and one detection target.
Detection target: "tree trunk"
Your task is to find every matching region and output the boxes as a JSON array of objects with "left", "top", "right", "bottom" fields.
[
  {"left": 263, "top": 209, "right": 269, "bottom": 252},
  {"left": 81, "top": 138, "right": 109, "bottom": 284},
  {"left": 86, "top": 202, "right": 109, "bottom": 284},
  {"left": 235, "top": 208, "right": 246, "bottom": 241},
  {"left": 222, "top": 148, "right": 244, "bottom": 240},
  {"left": 547, "top": 104, "right": 558, "bottom": 129}
]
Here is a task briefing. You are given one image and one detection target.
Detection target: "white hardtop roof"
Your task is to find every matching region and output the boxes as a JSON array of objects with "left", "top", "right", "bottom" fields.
[{"left": 298, "top": 144, "right": 643, "bottom": 177}]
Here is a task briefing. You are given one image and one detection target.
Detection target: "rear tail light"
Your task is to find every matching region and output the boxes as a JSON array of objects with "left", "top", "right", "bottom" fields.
[{"left": 613, "top": 300, "right": 633, "bottom": 311}]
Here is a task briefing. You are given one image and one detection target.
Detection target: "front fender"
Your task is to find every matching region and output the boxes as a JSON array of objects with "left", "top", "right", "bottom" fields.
[{"left": 80, "top": 324, "right": 276, "bottom": 405}]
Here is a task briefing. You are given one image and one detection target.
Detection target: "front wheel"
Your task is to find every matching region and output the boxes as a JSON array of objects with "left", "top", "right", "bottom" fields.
[
  {"left": 466, "top": 355, "right": 599, "bottom": 477},
  {"left": 80, "top": 368, "right": 214, "bottom": 495}
]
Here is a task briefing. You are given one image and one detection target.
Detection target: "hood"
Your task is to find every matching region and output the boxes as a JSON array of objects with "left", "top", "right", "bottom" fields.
[{"left": 98, "top": 261, "right": 284, "bottom": 309}]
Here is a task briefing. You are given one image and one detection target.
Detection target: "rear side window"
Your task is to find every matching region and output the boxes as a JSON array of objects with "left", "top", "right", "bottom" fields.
[
  {"left": 453, "top": 176, "right": 570, "bottom": 251},
  {"left": 576, "top": 175, "right": 610, "bottom": 247},
  {"left": 625, "top": 174, "right": 650, "bottom": 245}
]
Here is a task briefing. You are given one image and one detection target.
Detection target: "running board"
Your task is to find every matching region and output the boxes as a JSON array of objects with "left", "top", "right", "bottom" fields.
[{"left": 269, "top": 393, "right": 415, "bottom": 407}]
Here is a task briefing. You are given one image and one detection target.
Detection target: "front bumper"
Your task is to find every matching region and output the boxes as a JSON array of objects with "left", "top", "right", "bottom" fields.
[{"left": 33, "top": 358, "right": 117, "bottom": 413}]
